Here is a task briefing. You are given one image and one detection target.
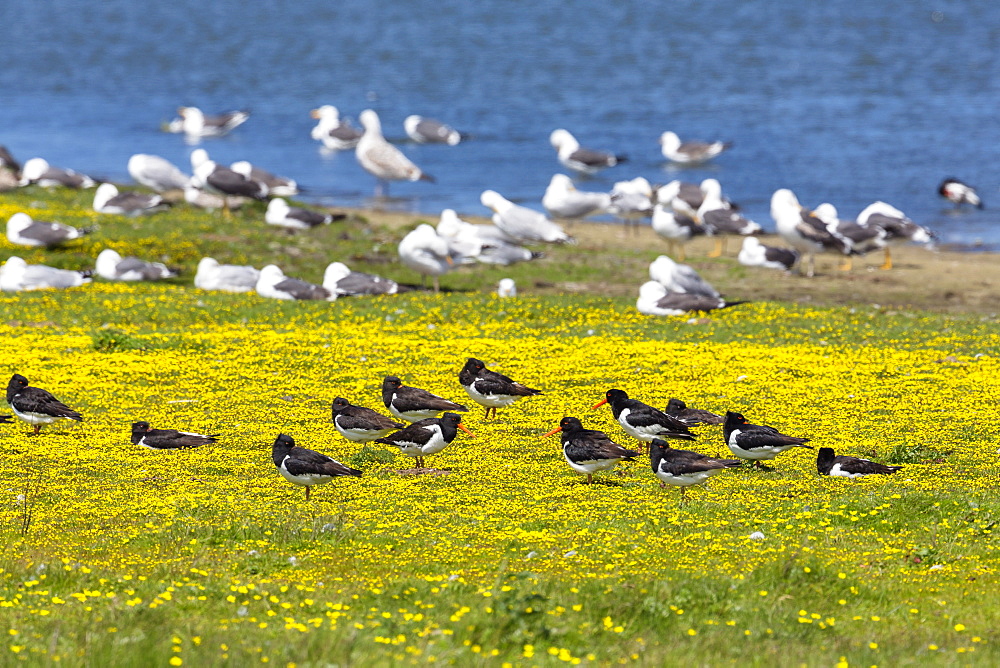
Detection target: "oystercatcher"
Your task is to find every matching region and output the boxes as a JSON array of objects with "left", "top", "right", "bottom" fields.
[
  {"left": 542, "top": 416, "right": 640, "bottom": 484},
  {"left": 272, "top": 434, "right": 362, "bottom": 500},
  {"left": 459, "top": 358, "right": 542, "bottom": 419},
  {"left": 381, "top": 376, "right": 468, "bottom": 423},
  {"left": 664, "top": 398, "right": 724, "bottom": 426},
  {"left": 374, "top": 412, "right": 474, "bottom": 469},
  {"left": 330, "top": 397, "right": 404, "bottom": 442},
  {"left": 938, "top": 177, "right": 982, "bottom": 209},
  {"left": 649, "top": 438, "right": 741, "bottom": 501},
  {"left": 592, "top": 389, "right": 695, "bottom": 444},
  {"left": 817, "top": 448, "right": 902, "bottom": 478},
  {"left": 6, "top": 374, "right": 83, "bottom": 435},
  {"left": 723, "top": 411, "right": 812, "bottom": 467},
  {"left": 131, "top": 421, "right": 218, "bottom": 449}
]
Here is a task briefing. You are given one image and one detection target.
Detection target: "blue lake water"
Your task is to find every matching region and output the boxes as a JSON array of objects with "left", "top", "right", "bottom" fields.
[{"left": 2, "top": 0, "right": 998, "bottom": 247}]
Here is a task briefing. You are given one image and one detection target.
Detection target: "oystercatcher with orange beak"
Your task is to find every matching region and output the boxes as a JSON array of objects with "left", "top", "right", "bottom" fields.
[{"left": 592, "top": 389, "right": 695, "bottom": 444}]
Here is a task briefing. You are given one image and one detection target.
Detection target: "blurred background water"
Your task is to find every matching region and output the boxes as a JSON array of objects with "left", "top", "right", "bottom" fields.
[{"left": 1, "top": 0, "right": 997, "bottom": 247}]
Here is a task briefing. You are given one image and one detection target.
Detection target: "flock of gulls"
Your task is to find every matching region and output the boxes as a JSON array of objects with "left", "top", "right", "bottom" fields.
[
  {"left": 1, "top": 103, "right": 983, "bottom": 309},
  {"left": 6, "top": 362, "right": 902, "bottom": 502}
]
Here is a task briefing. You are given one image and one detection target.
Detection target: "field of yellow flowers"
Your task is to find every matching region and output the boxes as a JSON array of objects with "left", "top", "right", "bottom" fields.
[
  {"left": 2, "top": 189, "right": 1000, "bottom": 665},
  {"left": 1, "top": 281, "right": 999, "bottom": 666}
]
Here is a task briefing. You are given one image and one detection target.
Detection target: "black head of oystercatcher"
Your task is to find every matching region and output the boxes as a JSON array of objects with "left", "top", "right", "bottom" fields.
[
  {"left": 374, "top": 412, "right": 474, "bottom": 469},
  {"left": 817, "top": 447, "right": 903, "bottom": 478},
  {"left": 271, "top": 433, "right": 362, "bottom": 500},
  {"left": 130, "top": 421, "right": 218, "bottom": 449},
  {"left": 723, "top": 411, "right": 811, "bottom": 468},
  {"left": 592, "top": 389, "right": 695, "bottom": 443},
  {"left": 542, "top": 416, "right": 640, "bottom": 484},
  {"left": 381, "top": 375, "right": 468, "bottom": 423},
  {"left": 458, "top": 358, "right": 542, "bottom": 419},
  {"left": 649, "top": 438, "right": 742, "bottom": 502},
  {"left": 330, "top": 397, "right": 404, "bottom": 442},
  {"left": 664, "top": 398, "right": 724, "bottom": 426},
  {"left": 938, "top": 177, "right": 983, "bottom": 209},
  {"left": 6, "top": 373, "right": 83, "bottom": 435}
]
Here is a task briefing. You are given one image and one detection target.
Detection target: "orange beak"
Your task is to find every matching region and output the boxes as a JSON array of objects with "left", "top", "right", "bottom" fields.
[
  {"left": 458, "top": 423, "right": 475, "bottom": 438},
  {"left": 310, "top": 109, "right": 320, "bottom": 119},
  {"left": 591, "top": 398, "right": 608, "bottom": 410},
  {"left": 541, "top": 426, "right": 562, "bottom": 439}
]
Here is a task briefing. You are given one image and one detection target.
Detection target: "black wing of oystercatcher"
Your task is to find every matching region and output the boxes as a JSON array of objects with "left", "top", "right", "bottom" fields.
[
  {"left": 817, "top": 447, "right": 902, "bottom": 477},
  {"left": 272, "top": 433, "right": 362, "bottom": 500},
  {"left": 458, "top": 357, "right": 542, "bottom": 418},
  {"left": 665, "top": 398, "right": 724, "bottom": 426},
  {"left": 330, "top": 397, "right": 404, "bottom": 442},
  {"left": 130, "top": 421, "right": 218, "bottom": 449},
  {"left": 649, "top": 438, "right": 741, "bottom": 500},
  {"left": 723, "top": 411, "right": 811, "bottom": 466},
  {"left": 592, "top": 388, "right": 694, "bottom": 442},
  {"left": 6, "top": 373, "right": 83, "bottom": 434},
  {"left": 381, "top": 375, "right": 468, "bottom": 422},
  {"left": 542, "top": 416, "right": 640, "bottom": 484}
]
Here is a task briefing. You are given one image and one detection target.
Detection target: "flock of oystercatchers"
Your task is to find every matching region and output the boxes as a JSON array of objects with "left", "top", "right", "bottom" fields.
[{"left": 5, "top": 357, "right": 902, "bottom": 503}]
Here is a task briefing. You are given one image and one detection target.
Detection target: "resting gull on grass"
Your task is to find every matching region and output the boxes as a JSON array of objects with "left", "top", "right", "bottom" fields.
[
  {"left": 636, "top": 281, "right": 743, "bottom": 317},
  {"left": 19, "top": 158, "right": 95, "bottom": 188},
  {"left": 96, "top": 249, "right": 178, "bottom": 282},
  {"left": 127, "top": 154, "right": 189, "bottom": 192},
  {"left": 93, "top": 183, "right": 169, "bottom": 217},
  {"left": 6, "top": 212, "right": 93, "bottom": 248},
  {"left": 481, "top": 190, "right": 573, "bottom": 244},
  {"left": 738, "top": 238, "right": 799, "bottom": 272},
  {"left": 255, "top": 264, "right": 335, "bottom": 301},
  {"left": 265, "top": 198, "right": 344, "bottom": 230},
  {"left": 190, "top": 149, "right": 267, "bottom": 217},
  {"left": 648, "top": 255, "right": 719, "bottom": 299},
  {"left": 542, "top": 174, "right": 610, "bottom": 219},
  {"left": 323, "top": 262, "right": 398, "bottom": 296},
  {"left": 194, "top": 257, "right": 260, "bottom": 293},
  {"left": 0, "top": 256, "right": 92, "bottom": 292},
  {"left": 230, "top": 160, "right": 298, "bottom": 197}
]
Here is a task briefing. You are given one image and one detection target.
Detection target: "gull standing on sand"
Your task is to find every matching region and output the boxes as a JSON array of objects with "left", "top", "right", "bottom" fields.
[
  {"left": 0, "top": 257, "right": 92, "bottom": 292},
  {"left": 481, "top": 190, "right": 573, "bottom": 244},
  {"left": 127, "top": 154, "right": 189, "bottom": 192},
  {"left": 194, "top": 257, "right": 260, "bottom": 293},
  {"left": 771, "top": 188, "right": 851, "bottom": 277},
  {"left": 310, "top": 106, "right": 363, "bottom": 150},
  {"left": 697, "top": 179, "right": 760, "bottom": 257},
  {"left": 542, "top": 174, "right": 610, "bottom": 219},
  {"left": 549, "top": 129, "right": 626, "bottom": 174},
  {"left": 659, "top": 131, "right": 731, "bottom": 165},
  {"left": 397, "top": 224, "right": 454, "bottom": 293},
  {"left": 6, "top": 212, "right": 93, "bottom": 248},
  {"left": 812, "top": 203, "right": 886, "bottom": 271},
  {"left": 96, "top": 249, "right": 178, "bottom": 282},
  {"left": 856, "top": 201, "right": 934, "bottom": 270},
  {"left": 255, "top": 265, "right": 335, "bottom": 301},
  {"left": 356, "top": 109, "right": 434, "bottom": 196},
  {"left": 404, "top": 116, "right": 463, "bottom": 145},
  {"left": 636, "top": 281, "right": 741, "bottom": 317}
]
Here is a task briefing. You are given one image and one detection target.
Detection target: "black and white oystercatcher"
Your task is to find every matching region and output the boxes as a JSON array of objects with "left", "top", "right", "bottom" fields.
[
  {"left": 817, "top": 447, "right": 902, "bottom": 478},
  {"left": 130, "top": 421, "right": 218, "bottom": 449},
  {"left": 459, "top": 358, "right": 542, "bottom": 419},
  {"left": 592, "top": 389, "right": 695, "bottom": 444},
  {"left": 649, "top": 438, "right": 741, "bottom": 501},
  {"left": 542, "top": 416, "right": 640, "bottom": 484},
  {"left": 272, "top": 433, "right": 362, "bottom": 500},
  {"left": 6, "top": 374, "right": 83, "bottom": 435},
  {"left": 330, "top": 397, "right": 404, "bottom": 442},
  {"left": 664, "top": 398, "right": 724, "bottom": 426},
  {"left": 375, "top": 412, "right": 474, "bottom": 469},
  {"left": 381, "top": 376, "right": 468, "bottom": 423},
  {"left": 723, "top": 411, "right": 812, "bottom": 467}
]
